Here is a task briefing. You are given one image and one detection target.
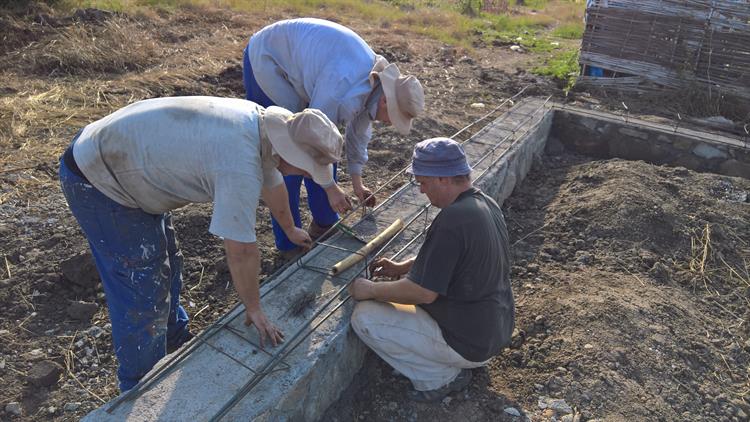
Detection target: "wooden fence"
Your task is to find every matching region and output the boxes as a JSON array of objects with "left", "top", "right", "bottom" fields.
[{"left": 579, "top": 0, "right": 750, "bottom": 99}]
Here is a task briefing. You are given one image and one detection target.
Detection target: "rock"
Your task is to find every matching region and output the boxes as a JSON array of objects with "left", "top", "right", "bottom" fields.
[
  {"left": 60, "top": 252, "right": 99, "bottom": 288},
  {"left": 63, "top": 402, "right": 81, "bottom": 412},
  {"left": 550, "top": 399, "right": 574, "bottom": 414},
  {"left": 442, "top": 396, "right": 453, "bottom": 406},
  {"left": 538, "top": 396, "right": 573, "bottom": 414},
  {"left": 67, "top": 301, "right": 98, "bottom": 321},
  {"left": 25, "top": 348, "right": 44, "bottom": 361},
  {"left": 86, "top": 325, "right": 106, "bottom": 338},
  {"left": 470, "top": 102, "right": 486, "bottom": 109},
  {"left": 458, "top": 56, "right": 474, "bottom": 65},
  {"left": 47, "top": 406, "right": 57, "bottom": 414},
  {"left": 526, "top": 263, "right": 540, "bottom": 273},
  {"left": 26, "top": 360, "right": 63, "bottom": 387},
  {"left": 5, "top": 402, "right": 22, "bottom": 416},
  {"left": 575, "top": 251, "right": 592, "bottom": 265},
  {"left": 510, "top": 45, "right": 524, "bottom": 53},
  {"left": 504, "top": 407, "right": 521, "bottom": 416}
]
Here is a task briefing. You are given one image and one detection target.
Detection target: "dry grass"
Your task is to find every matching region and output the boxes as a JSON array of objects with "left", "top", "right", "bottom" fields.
[{"left": 0, "top": 4, "right": 251, "bottom": 206}]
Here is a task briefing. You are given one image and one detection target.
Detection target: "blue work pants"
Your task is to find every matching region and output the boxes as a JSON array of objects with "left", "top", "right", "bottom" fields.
[
  {"left": 59, "top": 157, "right": 190, "bottom": 391},
  {"left": 242, "top": 47, "right": 339, "bottom": 251}
]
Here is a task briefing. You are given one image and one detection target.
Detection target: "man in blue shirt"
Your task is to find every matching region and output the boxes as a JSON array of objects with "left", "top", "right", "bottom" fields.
[{"left": 243, "top": 18, "right": 425, "bottom": 257}]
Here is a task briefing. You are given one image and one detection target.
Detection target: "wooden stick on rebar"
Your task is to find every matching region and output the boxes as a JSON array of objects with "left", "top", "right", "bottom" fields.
[{"left": 331, "top": 219, "right": 404, "bottom": 275}]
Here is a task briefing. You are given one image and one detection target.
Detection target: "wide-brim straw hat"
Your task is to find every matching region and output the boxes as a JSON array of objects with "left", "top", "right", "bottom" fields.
[
  {"left": 370, "top": 56, "right": 425, "bottom": 135},
  {"left": 263, "top": 106, "right": 343, "bottom": 185}
]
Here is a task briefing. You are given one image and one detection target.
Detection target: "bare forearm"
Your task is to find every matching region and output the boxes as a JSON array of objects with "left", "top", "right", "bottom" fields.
[
  {"left": 351, "top": 173, "right": 364, "bottom": 191},
  {"left": 262, "top": 184, "right": 294, "bottom": 232},
  {"left": 370, "top": 278, "right": 434, "bottom": 305},
  {"left": 225, "top": 242, "right": 261, "bottom": 309}
]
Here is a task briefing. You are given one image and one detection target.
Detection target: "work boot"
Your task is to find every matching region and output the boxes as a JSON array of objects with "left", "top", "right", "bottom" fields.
[
  {"left": 307, "top": 221, "right": 334, "bottom": 242},
  {"left": 407, "top": 368, "right": 473, "bottom": 403}
]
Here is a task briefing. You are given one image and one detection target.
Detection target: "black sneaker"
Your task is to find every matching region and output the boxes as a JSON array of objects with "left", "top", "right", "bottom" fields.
[{"left": 408, "top": 368, "right": 473, "bottom": 403}]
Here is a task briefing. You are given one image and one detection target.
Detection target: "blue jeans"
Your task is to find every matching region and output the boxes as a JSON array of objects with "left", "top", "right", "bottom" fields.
[
  {"left": 59, "top": 155, "right": 190, "bottom": 391},
  {"left": 242, "top": 48, "right": 339, "bottom": 251}
]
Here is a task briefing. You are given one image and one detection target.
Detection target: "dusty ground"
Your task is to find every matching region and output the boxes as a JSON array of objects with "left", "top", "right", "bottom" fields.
[{"left": 0, "top": 3, "right": 748, "bottom": 422}]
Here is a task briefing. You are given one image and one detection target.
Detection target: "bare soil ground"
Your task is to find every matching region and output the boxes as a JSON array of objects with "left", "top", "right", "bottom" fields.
[{"left": 1, "top": 3, "right": 748, "bottom": 422}]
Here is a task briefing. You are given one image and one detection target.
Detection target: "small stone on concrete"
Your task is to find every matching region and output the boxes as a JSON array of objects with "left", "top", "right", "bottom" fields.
[{"left": 5, "top": 402, "right": 21, "bottom": 416}]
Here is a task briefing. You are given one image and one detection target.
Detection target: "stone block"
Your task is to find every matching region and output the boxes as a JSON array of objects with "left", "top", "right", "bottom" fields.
[
  {"left": 27, "top": 360, "right": 63, "bottom": 387},
  {"left": 67, "top": 301, "right": 99, "bottom": 321},
  {"left": 692, "top": 143, "right": 728, "bottom": 160},
  {"left": 618, "top": 127, "right": 649, "bottom": 140},
  {"left": 60, "top": 252, "right": 99, "bottom": 289}
]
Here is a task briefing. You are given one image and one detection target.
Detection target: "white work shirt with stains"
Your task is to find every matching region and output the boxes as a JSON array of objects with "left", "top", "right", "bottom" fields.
[
  {"left": 73, "top": 96, "right": 284, "bottom": 243},
  {"left": 246, "top": 17, "right": 381, "bottom": 176}
]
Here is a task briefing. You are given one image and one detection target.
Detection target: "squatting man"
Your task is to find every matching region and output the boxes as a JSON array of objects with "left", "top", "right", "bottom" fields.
[
  {"left": 59, "top": 96, "right": 346, "bottom": 391},
  {"left": 348, "top": 138, "right": 516, "bottom": 402}
]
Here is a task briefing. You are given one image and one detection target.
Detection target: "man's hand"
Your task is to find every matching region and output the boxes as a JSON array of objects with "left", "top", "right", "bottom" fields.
[
  {"left": 369, "top": 257, "right": 410, "bottom": 278},
  {"left": 348, "top": 277, "right": 376, "bottom": 301},
  {"left": 286, "top": 227, "right": 312, "bottom": 249},
  {"left": 244, "top": 306, "right": 284, "bottom": 349},
  {"left": 354, "top": 185, "right": 377, "bottom": 207},
  {"left": 351, "top": 174, "right": 376, "bottom": 207},
  {"left": 324, "top": 184, "right": 353, "bottom": 214},
  {"left": 369, "top": 258, "right": 401, "bottom": 278}
]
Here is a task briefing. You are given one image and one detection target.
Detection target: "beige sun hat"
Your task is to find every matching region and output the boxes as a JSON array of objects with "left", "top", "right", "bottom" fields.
[
  {"left": 370, "top": 55, "right": 425, "bottom": 135},
  {"left": 263, "top": 106, "right": 343, "bottom": 186}
]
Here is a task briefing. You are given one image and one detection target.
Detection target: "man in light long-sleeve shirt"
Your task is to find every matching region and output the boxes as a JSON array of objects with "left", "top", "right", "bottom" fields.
[
  {"left": 59, "top": 96, "right": 344, "bottom": 391},
  {"left": 242, "top": 18, "right": 425, "bottom": 256}
]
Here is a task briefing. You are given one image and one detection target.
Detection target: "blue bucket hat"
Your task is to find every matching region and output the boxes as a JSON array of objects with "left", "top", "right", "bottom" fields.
[{"left": 406, "top": 137, "right": 472, "bottom": 177}]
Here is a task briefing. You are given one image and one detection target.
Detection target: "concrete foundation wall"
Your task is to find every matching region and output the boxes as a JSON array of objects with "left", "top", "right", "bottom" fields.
[{"left": 552, "top": 109, "right": 750, "bottom": 179}]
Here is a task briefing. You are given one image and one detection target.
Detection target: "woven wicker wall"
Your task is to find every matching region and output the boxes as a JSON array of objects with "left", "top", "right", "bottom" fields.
[{"left": 580, "top": 0, "right": 750, "bottom": 99}]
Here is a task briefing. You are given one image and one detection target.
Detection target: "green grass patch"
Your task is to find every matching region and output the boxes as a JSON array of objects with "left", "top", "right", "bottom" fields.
[
  {"left": 52, "top": 0, "right": 584, "bottom": 51},
  {"left": 533, "top": 48, "right": 580, "bottom": 91},
  {"left": 551, "top": 22, "right": 583, "bottom": 39}
]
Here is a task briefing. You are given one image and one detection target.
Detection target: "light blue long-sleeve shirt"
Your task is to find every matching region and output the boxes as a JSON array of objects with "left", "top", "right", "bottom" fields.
[{"left": 247, "top": 18, "right": 381, "bottom": 176}]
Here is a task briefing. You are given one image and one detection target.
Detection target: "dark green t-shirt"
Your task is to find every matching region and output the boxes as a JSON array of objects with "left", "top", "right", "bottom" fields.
[{"left": 408, "top": 187, "right": 514, "bottom": 362}]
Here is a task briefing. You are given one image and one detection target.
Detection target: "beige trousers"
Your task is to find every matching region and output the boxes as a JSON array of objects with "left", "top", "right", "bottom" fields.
[{"left": 351, "top": 300, "right": 487, "bottom": 391}]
